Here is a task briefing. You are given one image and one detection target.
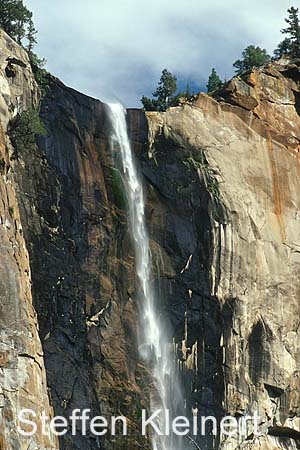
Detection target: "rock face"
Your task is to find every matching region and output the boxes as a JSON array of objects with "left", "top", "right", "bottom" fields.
[
  {"left": 13, "top": 73, "right": 151, "bottom": 449},
  {"left": 1, "top": 29, "right": 300, "bottom": 450},
  {"left": 144, "top": 64, "right": 300, "bottom": 449},
  {"left": 0, "top": 30, "right": 57, "bottom": 449}
]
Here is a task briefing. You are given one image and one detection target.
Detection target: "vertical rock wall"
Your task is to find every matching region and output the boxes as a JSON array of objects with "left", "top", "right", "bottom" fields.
[
  {"left": 0, "top": 30, "right": 58, "bottom": 449},
  {"left": 12, "top": 75, "right": 151, "bottom": 449}
]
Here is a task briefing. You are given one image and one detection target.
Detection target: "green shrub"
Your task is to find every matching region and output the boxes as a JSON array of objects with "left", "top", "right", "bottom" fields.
[
  {"left": 207, "top": 178, "right": 220, "bottom": 198},
  {"left": 33, "top": 66, "right": 50, "bottom": 95},
  {"left": 109, "top": 167, "right": 128, "bottom": 210},
  {"left": 9, "top": 108, "right": 46, "bottom": 153},
  {"left": 183, "top": 148, "right": 207, "bottom": 171},
  {"left": 30, "top": 54, "right": 50, "bottom": 96}
]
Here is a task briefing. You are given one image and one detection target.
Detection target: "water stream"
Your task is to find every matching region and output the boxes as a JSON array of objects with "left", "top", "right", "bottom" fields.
[{"left": 108, "top": 103, "right": 184, "bottom": 450}]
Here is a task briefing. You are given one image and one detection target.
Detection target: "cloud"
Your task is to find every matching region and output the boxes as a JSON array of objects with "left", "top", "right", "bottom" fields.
[{"left": 25, "top": 0, "right": 292, "bottom": 106}]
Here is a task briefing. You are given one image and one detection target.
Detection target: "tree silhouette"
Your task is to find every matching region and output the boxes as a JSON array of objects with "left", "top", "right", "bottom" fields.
[
  {"left": 207, "top": 68, "right": 222, "bottom": 93},
  {"left": 0, "top": 0, "right": 33, "bottom": 45},
  {"left": 280, "top": 6, "right": 300, "bottom": 58},
  {"left": 233, "top": 45, "right": 270, "bottom": 74},
  {"left": 274, "top": 37, "right": 292, "bottom": 59},
  {"left": 141, "top": 69, "right": 177, "bottom": 111}
]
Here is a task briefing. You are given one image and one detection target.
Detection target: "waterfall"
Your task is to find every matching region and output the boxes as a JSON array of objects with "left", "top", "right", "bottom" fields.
[{"left": 108, "top": 103, "right": 184, "bottom": 450}]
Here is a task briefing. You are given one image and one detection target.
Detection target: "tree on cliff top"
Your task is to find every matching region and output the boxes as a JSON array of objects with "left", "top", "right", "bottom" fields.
[
  {"left": 274, "top": 37, "right": 292, "bottom": 59},
  {"left": 0, "top": 0, "right": 46, "bottom": 71},
  {"left": 141, "top": 69, "right": 177, "bottom": 111},
  {"left": 0, "top": 0, "right": 36, "bottom": 49},
  {"left": 206, "top": 68, "right": 222, "bottom": 93},
  {"left": 233, "top": 45, "right": 271, "bottom": 74},
  {"left": 275, "top": 6, "right": 300, "bottom": 59},
  {"left": 153, "top": 69, "right": 177, "bottom": 107}
]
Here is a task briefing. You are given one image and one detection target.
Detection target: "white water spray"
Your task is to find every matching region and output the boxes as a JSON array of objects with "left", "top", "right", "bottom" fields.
[{"left": 108, "top": 103, "right": 184, "bottom": 450}]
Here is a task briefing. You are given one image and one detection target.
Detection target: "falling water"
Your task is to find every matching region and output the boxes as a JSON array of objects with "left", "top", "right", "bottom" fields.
[{"left": 108, "top": 103, "right": 184, "bottom": 450}]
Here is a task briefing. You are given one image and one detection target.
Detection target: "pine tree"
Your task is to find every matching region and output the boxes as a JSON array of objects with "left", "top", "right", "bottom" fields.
[
  {"left": 274, "top": 38, "right": 292, "bottom": 59},
  {"left": 0, "top": 0, "right": 36, "bottom": 48},
  {"left": 280, "top": 6, "right": 300, "bottom": 58},
  {"left": 184, "top": 83, "right": 191, "bottom": 97},
  {"left": 141, "top": 69, "right": 177, "bottom": 111},
  {"left": 140, "top": 96, "right": 158, "bottom": 111},
  {"left": 0, "top": 0, "right": 26, "bottom": 42},
  {"left": 233, "top": 45, "right": 271, "bottom": 74},
  {"left": 0, "top": 0, "right": 46, "bottom": 70},
  {"left": 26, "top": 15, "right": 37, "bottom": 54},
  {"left": 153, "top": 69, "right": 177, "bottom": 110},
  {"left": 206, "top": 68, "right": 222, "bottom": 93}
]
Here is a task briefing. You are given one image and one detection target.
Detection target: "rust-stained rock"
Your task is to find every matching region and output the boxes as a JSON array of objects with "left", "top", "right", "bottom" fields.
[
  {"left": 217, "top": 77, "right": 259, "bottom": 110},
  {"left": 215, "top": 63, "right": 300, "bottom": 149}
]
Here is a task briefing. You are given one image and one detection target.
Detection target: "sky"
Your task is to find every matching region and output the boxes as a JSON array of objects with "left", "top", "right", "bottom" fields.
[{"left": 24, "top": 0, "right": 294, "bottom": 107}]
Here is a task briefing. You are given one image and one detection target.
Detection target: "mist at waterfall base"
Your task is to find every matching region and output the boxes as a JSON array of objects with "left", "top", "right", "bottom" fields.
[{"left": 107, "top": 103, "right": 186, "bottom": 450}]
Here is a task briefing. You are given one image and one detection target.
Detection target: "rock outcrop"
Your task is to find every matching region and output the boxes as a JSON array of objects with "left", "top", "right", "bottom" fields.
[{"left": 1, "top": 28, "right": 300, "bottom": 450}]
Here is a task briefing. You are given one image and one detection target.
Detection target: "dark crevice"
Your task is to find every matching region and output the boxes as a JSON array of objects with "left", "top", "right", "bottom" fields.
[
  {"left": 265, "top": 383, "right": 284, "bottom": 398},
  {"left": 294, "top": 91, "right": 300, "bottom": 116},
  {"left": 5, "top": 63, "right": 16, "bottom": 78},
  {"left": 6, "top": 56, "right": 27, "bottom": 68},
  {"left": 268, "top": 426, "right": 300, "bottom": 440},
  {"left": 280, "top": 65, "right": 300, "bottom": 83}
]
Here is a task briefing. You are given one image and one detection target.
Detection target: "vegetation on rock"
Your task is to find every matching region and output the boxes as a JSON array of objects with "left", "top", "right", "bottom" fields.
[
  {"left": 274, "top": 37, "right": 293, "bottom": 59},
  {"left": 9, "top": 108, "right": 46, "bottom": 154},
  {"left": 233, "top": 45, "right": 271, "bottom": 74},
  {"left": 0, "top": 0, "right": 47, "bottom": 87},
  {"left": 31, "top": 63, "right": 51, "bottom": 95},
  {"left": 141, "top": 70, "right": 195, "bottom": 111},
  {"left": 109, "top": 166, "right": 128, "bottom": 210},
  {"left": 0, "top": 0, "right": 35, "bottom": 48},
  {"left": 207, "top": 68, "right": 223, "bottom": 93},
  {"left": 275, "top": 6, "right": 300, "bottom": 59},
  {"left": 183, "top": 149, "right": 220, "bottom": 199},
  {"left": 141, "top": 69, "right": 178, "bottom": 111}
]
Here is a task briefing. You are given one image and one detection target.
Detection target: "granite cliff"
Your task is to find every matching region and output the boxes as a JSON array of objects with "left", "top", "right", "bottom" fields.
[{"left": 1, "top": 29, "right": 300, "bottom": 450}]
